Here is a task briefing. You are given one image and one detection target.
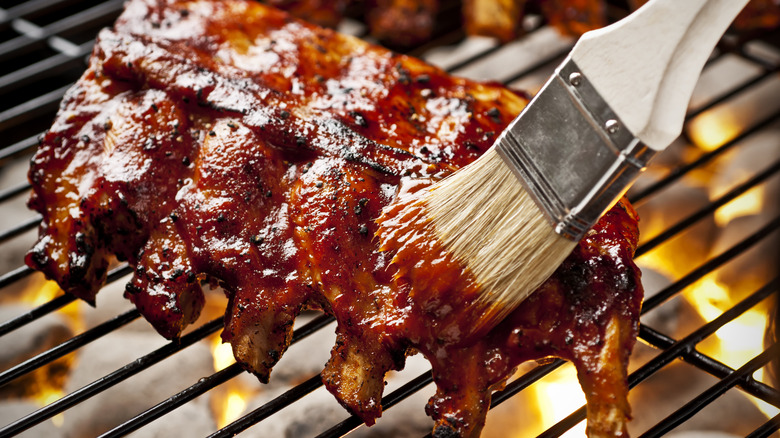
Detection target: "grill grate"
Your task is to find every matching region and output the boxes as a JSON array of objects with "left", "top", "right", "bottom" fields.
[{"left": 1, "top": 0, "right": 779, "bottom": 437}]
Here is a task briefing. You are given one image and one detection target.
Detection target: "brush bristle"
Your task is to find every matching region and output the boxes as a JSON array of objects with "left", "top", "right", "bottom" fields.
[{"left": 425, "top": 147, "right": 578, "bottom": 331}]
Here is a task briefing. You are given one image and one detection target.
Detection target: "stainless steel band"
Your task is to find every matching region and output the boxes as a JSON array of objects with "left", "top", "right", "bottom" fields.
[{"left": 495, "top": 55, "right": 657, "bottom": 241}]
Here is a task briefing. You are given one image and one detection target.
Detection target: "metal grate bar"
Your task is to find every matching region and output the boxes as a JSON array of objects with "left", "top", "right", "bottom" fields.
[
  {"left": 637, "top": 279, "right": 780, "bottom": 401},
  {"left": 99, "top": 313, "right": 335, "bottom": 438},
  {"left": 0, "top": 41, "right": 93, "bottom": 94},
  {"left": 426, "top": 360, "right": 569, "bottom": 438},
  {"left": 639, "top": 325, "right": 780, "bottom": 405},
  {"left": 317, "top": 371, "right": 435, "bottom": 438},
  {"left": 642, "top": 215, "right": 780, "bottom": 312},
  {"left": 487, "top": 360, "right": 565, "bottom": 407},
  {"left": 0, "top": 309, "right": 140, "bottom": 387},
  {"left": 539, "top": 277, "right": 780, "bottom": 437},
  {"left": 0, "top": 134, "right": 39, "bottom": 161},
  {"left": 504, "top": 46, "right": 573, "bottom": 84},
  {"left": 747, "top": 413, "right": 780, "bottom": 438},
  {"left": 0, "top": 265, "right": 34, "bottom": 290},
  {"left": 0, "top": 215, "right": 41, "bottom": 244},
  {"left": 0, "top": 264, "right": 130, "bottom": 335},
  {"left": 0, "top": 182, "right": 30, "bottom": 204},
  {"left": 639, "top": 283, "right": 780, "bottom": 401},
  {"left": 640, "top": 343, "right": 779, "bottom": 438},
  {"left": 0, "top": 0, "right": 122, "bottom": 63},
  {"left": 629, "top": 107, "right": 780, "bottom": 205},
  {"left": 636, "top": 158, "right": 780, "bottom": 257},
  {"left": 0, "top": 0, "right": 80, "bottom": 28},
  {"left": 0, "top": 293, "right": 74, "bottom": 337},
  {"left": 738, "top": 45, "right": 780, "bottom": 71},
  {"left": 0, "top": 83, "right": 71, "bottom": 132},
  {"left": 0, "top": 316, "right": 223, "bottom": 436},
  {"left": 209, "top": 374, "right": 325, "bottom": 438},
  {"left": 318, "top": 361, "right": 570, "bottom": 438},
  {"left": 687, "top": 65, "right": 780, "bottom": 120},
  {"left": 0, "top": 2, "right": 778, "bottom": 437},
  {"left": 433, "top": 42, "right": 503, "bottom": 74},
  {"left": 430, "top": 21, "right": 553, "bottom": 75}
]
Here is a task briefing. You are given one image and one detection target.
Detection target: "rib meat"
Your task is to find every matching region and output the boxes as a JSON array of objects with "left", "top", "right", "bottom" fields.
[
  {"left": 26, "top": 0, "right": 643, "bottom": 436},
  {"left": 464, "top": 0, "right": 606, "bottom": 42}
]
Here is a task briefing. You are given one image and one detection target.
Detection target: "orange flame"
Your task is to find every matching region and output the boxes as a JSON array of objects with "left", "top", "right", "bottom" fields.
[
  {"left": 22, "top": 279, "right": 82, "bottom": 331},
  {"left": 32, "top": 388, "right": 65, "bottom": 427},
  {"left": 210, "top": 336, "right": 251, "bottom": 428},
  {"left": 687, "top": 110, "right": 742, "bottom": 152},
  {"left": 528, "top": 364, "right": 587, "bottom": 437},
  {"left": 713, "top": 186, "right": 765, "bottom": 227},
  {"left": 684, "top": 275, "right": 778, "bottom": 419}
]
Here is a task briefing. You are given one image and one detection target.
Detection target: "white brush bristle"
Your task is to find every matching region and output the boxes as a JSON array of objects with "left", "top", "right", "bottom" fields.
[{"left": 426, "top": 147, "right": 578, "bottom": 330}]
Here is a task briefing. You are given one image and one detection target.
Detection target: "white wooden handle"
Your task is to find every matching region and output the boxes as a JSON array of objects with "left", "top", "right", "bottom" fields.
[{"left": 571, "top": 0, "right": 749, "bottom": 151}]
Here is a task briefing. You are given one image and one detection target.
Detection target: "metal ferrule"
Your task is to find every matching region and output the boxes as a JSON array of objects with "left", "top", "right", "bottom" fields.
[{"left": 495, "top": 54, "right": 656, "bottom": 241}]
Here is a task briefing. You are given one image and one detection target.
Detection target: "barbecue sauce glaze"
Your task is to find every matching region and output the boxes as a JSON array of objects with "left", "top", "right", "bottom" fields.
[{"left": 26, "top": 0, "right": 643, "bottom": 436}]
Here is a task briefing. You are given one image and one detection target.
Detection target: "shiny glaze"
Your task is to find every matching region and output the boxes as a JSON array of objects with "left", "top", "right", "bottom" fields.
[
  {"left": 379, "top": 179, "right": 641, "bottom": 436},
  {"left": 27, "top": 1, "right": 642, "bottom": 436}
]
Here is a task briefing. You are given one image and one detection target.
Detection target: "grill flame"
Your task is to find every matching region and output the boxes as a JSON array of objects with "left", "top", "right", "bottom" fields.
[
  {"left": 211, "top": 335, "right": 251, "bottom": 428},
  {"left": 637, "top": 101, "right": 779, "bottom": 427},
  {"left": 687, "top": 109, "right": 742, "bottom": 152},
  {"left": 530, "top": 364, "right": 587, "bottom": 437},
  {"left": 713, "top": 186, "right": 765, "bottom": 227},
  {"left": 685, "top": 275, "right": 778, "bottom": 419}
]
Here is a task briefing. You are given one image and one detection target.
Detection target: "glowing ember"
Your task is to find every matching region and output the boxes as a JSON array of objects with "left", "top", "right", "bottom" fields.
[
  {"left": 684, "top": 275, "right": 778, "bottom": 419},
  {"left": 210, "top": 335, "right": 253, "bottom": 428},
  {"left": 212, "top": 337, "right": 236, "bottom": 371},
  {"left": 220, "top": 391, "right": 248, "bottom": 428},
  {"left": 529, "top": 364, "right": 587, "bottom": 437},
  {"left": 22, "top": 279, "right": 62, "bottom": 306},
  {"left": 687, "top": 110, "right": 742, "bottom": 151},
  {"left": 22, "top": 279, "right": 82, "bottom": 331},
  {"left": 685, "top": 276, "right": 732, "bottom": 322},
  {"left": 32, "top": 388, "right": 66, "bottom": 427},
  {"left": 713, "top": 185, "right": 765, "bottom": 226}
]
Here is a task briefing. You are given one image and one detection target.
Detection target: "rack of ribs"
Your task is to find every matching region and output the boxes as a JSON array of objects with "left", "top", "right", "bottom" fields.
[{"left": 26, "top": 0, "right": 643, "bottom": 435}]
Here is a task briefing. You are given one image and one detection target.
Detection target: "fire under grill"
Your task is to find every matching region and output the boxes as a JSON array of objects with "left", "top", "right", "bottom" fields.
[{"left": 0, "top": 0, "right": 779, "bottom": 437}]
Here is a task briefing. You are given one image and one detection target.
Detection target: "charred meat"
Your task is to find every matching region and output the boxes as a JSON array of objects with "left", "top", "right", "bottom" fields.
[{"left": 27, "top": 0, "right": 643, "bottom": 435}]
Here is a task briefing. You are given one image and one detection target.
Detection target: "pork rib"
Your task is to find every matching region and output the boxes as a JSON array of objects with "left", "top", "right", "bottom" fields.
[{"left": 26, "top": 1, "right": 643, "bottom": 435}]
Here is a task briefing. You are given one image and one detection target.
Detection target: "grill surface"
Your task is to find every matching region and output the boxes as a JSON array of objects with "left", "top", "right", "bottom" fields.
[{"left": 0, "top": 1, "right": 779, "bottom": 437}]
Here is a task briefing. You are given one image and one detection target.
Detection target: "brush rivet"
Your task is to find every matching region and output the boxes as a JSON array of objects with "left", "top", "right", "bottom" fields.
[
  {"left": 568, "top": 72, "right": 583, "bottom": 87},
  {"left": 605, "top": 119, "right": 620, "bottom": 134}
]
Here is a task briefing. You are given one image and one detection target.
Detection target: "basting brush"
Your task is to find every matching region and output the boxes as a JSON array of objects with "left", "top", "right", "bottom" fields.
[{"left": 384, "top": 0, "right": 751, "bottom": 334}]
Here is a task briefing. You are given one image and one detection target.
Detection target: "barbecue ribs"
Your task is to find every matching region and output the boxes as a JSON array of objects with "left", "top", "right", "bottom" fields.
[
  {"left": 27, "top": 0, "right": 643, "bottom": 436},
  {"left": 268, "top": 0, "right": 608, "bottom": 46}
]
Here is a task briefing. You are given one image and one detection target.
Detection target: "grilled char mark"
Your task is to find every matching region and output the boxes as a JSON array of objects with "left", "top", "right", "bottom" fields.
[
  {"left": 26, "top": 1, "right": 643, "bottom": 436},
  {"left": 107, "top": 0, "right": 523, "bottom": 170},
  {"left": 125, "top": 220, "right": 205, "bottom": 339},
  {"left": 26, "top": 67, "right": 192, "bottom": 303},
  {"left": 25, "top": 224, "right": 109, "bottom": 305},
  {"left": 24, "top": 77, "right": 110, "bottom": 303},
  {"left": 95, "top": 30, "right": 431, "bottom": 177}
]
